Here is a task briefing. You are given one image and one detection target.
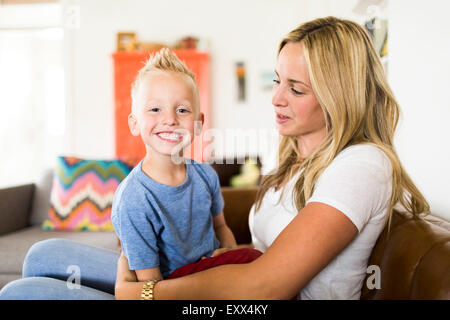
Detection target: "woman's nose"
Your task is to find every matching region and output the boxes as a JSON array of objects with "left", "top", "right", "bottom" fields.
[{"left": 272, "top": 85, "right": 288, "bottom": 108}]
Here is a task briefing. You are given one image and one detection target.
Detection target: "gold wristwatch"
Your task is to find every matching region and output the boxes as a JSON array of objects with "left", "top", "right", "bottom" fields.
[{"left": 141, "top": 280, "right": 160, "bottom": 300}]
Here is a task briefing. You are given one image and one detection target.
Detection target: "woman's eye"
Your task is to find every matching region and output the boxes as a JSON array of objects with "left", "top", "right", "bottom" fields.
[
  {"left": 273, "top": 79, "right": 280, "bottom": 85},
  {"left": 291, "top": 88, "right": 304, "bottom": 95}
]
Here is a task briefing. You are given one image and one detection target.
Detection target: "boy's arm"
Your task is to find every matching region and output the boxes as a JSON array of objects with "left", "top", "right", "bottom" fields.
[
  {"left": 135, "top": 267, "right": 164, "bottom": 282},
  {"left": 115, "top": 253, "right": 163, "bottom": 300},
  {"left": 113, "top": 207, "right": 162, "bottom": 282},
  {"left": 116, "top": 242, "right": 163, "bottom": 282},
  {"left": 213, "top": 211, "right": 237, "bottom": 249},
  {"left": 236, "top": 243, "right": 254, "bottom": 249}
]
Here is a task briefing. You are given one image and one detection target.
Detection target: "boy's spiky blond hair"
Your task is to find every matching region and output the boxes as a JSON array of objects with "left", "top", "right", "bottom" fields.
[{"left": 131, "top": 48, "right": 199, "bottom": 113}]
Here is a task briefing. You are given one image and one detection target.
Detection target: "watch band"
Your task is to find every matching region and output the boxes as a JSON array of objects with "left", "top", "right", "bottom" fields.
[{"left": 141, "top": 279, "right": 160, "bottom": 300}]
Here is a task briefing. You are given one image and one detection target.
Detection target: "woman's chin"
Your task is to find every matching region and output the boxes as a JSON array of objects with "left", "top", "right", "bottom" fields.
[{"left": 277, "top": 127, "right": 296, "bottom": 137}]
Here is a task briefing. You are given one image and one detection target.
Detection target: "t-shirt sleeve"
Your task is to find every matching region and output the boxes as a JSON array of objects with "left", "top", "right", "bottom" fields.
[
  {"left": 111, "top": 188, "right": 160, "bottom": 270},
  {"left": 305, "top": 147, "right": 392, "bottom": 233}
]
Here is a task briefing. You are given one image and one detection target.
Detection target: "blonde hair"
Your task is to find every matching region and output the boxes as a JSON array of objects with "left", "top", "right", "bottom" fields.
[
  {"left": 131, "top": 48, "right": 200, "bottom": 114},
  {"left": 255, "top": 17, "right": 430, "bottom": 230}
]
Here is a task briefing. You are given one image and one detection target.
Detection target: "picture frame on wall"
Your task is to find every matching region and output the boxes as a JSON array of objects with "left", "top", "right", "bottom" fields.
[{"left": 117, "top": 32, "right": 137, "bottom": 51}]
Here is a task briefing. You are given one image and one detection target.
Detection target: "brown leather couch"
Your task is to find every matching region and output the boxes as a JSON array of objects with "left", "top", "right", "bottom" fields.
[
  {"left": 1, "top": 178, "right": 449, "bottom": 299},
  {"left": 221, "top": 186, "right": 450, "bottom": 300}
]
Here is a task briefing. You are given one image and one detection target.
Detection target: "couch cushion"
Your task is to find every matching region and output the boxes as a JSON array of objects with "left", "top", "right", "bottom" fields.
[
  {"left": 221, "top": 186, "right": 258, "bottom": 244},
  {"left": 0, "top": 274, "right": 22, "bottom": 291},
  {"left": 0, "top": 184, "right": 34, "bottom": 235},
  {"left": 43, "top": 156, "right": 135, "bottom": 231},
  {"left": 29, "top": 168, "right": 53, "bottom": 225},
  {"left": 0, "top": 226, "right": 119, "bottom": 277},
  {"left": 361, "top": 211, "right": 450, "bottom": 299},
  {"left": 410, "top": 240, "right": 450, "bottom": 299}
]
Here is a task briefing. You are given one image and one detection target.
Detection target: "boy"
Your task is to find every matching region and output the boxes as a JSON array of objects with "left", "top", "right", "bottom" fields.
[{"left": 111, "top": 48, "right": 237, "bottom": 282}]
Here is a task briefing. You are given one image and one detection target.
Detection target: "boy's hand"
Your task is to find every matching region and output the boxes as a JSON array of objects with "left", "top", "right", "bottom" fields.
[
  {"left": 211, "top": 247, "right": 234, "bottom": 257},
  {"left": 201, "top": 247, "right": 235, "bottom": 260}
]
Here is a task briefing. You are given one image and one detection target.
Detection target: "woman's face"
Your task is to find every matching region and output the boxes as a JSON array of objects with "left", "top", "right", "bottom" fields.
[{"left": 272, "top": 42, "right": 327, "bottom": 144}]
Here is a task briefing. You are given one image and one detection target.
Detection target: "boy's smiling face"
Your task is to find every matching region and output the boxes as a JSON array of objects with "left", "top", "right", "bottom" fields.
[{"left": 128, "top": 70, "right": 202, "bottom": 159}]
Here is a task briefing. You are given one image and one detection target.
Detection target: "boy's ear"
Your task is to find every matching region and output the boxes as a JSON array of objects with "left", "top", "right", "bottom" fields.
[
  {"left": 194, "top": 112, "right": 204, "bottom": 136},
  {"left": 128, "top": 113, "right": 140, "bottom": 136}
]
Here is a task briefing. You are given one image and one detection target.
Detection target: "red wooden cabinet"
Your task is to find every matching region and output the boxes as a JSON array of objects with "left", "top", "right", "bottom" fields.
[{"left": 112, "top": 50, "right": 210, "bottom": 163}]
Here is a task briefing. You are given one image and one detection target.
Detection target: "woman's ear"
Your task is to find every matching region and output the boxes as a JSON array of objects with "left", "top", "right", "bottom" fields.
[{"left": 128, "top": 113, "right": 140, "bottom": 136}]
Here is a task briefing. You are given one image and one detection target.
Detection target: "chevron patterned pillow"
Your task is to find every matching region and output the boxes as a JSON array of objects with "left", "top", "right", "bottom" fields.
[{"left": 43, "top": 156, "right": 136, "bottom": 231}]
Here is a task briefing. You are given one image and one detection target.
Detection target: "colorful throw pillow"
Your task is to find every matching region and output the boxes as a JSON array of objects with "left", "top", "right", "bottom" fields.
[{"left": 43, "top": 156, "right": 136, "bottom": 231}]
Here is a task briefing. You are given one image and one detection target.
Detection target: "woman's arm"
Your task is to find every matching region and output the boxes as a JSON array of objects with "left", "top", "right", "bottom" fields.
[{"left": 116, "top": 202, "right": 357, "bottom": 299}]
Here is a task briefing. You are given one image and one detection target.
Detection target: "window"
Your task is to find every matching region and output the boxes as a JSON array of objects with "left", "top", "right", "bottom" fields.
[{"left": 0, "top": 3, "right": 65, "bottom": 187}]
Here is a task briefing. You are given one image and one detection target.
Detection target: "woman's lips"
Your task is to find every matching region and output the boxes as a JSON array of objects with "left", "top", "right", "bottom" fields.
[{"left": 276, "top": 113, "right": 290, "bottom": 124}]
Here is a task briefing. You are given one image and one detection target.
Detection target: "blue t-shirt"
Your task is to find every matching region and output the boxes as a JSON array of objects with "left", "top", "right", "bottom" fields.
[{"left": 111, "top": 159, "right": 224, "bottom": 277}]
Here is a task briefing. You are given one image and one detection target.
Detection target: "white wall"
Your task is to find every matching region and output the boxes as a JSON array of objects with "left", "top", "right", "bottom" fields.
[
  {"left": 66, "top": 0, "right": 312, "bottom": 161},
  {"left": 65, "top": 0, "right": 450, "bottom": 220},
  {"left": 388, "top": 0, "right": 450, "bottom": 221},
  {"left": 65, "top": 0, "right": 367, "bottom": 172}
]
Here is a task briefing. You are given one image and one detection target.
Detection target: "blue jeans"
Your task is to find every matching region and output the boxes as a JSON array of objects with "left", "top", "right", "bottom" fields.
[{"left": 0, "top": 238, "right": 120, "bottom": 300}]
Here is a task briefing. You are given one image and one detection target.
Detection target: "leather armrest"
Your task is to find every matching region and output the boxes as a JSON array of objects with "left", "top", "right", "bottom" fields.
[
  {"left": 221, "top": 186, "right": 258, "bottom": 244},
  {"left": 0, "top": 184, "right": 35, "bottom": 236}
]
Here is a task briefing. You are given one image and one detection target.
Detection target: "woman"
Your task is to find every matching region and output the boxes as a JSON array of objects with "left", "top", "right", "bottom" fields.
[
  {"left": 0, "top": 16, "right": 429, "bottom": 300},
  {"left": 114, "top": 16, "right": 429, "bottom": 300}
]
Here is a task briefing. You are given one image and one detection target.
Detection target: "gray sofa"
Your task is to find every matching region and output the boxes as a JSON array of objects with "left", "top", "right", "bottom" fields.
[
  {"left": 0, "top": 158, "right": 255, "bottom": 289},
  {"left": 0, "top": 169, "right": 118, "bottom": 289},
  {"left": 0, "top": 160, "right": 254, "bottom": 290}
]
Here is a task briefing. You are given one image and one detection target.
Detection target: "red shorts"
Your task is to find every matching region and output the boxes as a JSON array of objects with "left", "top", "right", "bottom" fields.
[
  {"left": 167, "top": 248, "right": 263, "bottom": 279},
  {"left": 167, "top": 247, "right": 298, "bottom": 299}
]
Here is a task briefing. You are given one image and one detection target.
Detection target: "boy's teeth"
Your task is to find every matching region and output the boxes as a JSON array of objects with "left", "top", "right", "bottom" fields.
[{"left": 158, "top": 133, "right": 180, "bottom": 140}]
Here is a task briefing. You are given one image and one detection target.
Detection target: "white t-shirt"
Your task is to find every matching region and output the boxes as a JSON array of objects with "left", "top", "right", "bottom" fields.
[{"left": 248, "top": 144, "right": 393, "bottom": 299}]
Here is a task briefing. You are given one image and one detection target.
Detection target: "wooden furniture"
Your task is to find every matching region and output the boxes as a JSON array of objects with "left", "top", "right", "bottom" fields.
[{"left": 112, "top": 50, "right": 210, "bottom": 162}]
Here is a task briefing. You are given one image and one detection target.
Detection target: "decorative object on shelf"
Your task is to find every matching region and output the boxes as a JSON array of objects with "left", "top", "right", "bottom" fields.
[
  {"left": 137, "top": 42, "right": 167, "bottom": 51},
  {"left": 117, "top": 32, "right": 137, "bottom": 52},
  {"left": 210, "top": 157, "right": 261, "bottom": 187},
  {"left": 365, "top": 18, "right": 387, "bottom": 56},
  {"left": 353, "top": 0, "right": 388, "bottom": 72},
  {"left": 230, "top": 158, "right": 261, "bottom": 187},
  {"left": 380, "top": 36, "right": 387, "bottom": 57},
  {"left": 175, "top": 36, "right": 198, "bottom": 49},
  {"left": 235, "top": 62, "right": 246, "bottom": 102},
  {"left": 261, "top": 71, "right": 276, "bottom": 91}
]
